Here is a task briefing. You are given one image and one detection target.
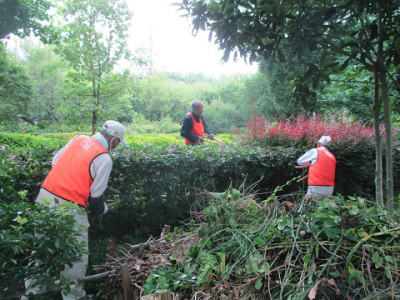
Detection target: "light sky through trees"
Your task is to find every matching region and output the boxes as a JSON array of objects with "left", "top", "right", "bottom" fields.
[{"left": 127, "top": 0, "right": 258, "bottom": 76}]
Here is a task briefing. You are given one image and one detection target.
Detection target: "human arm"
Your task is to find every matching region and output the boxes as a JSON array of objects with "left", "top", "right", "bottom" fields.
[
  {"left": 202, "top": 117, "right": 214, "bottom": 137},
  {"left": 297, "top": 148, "right": 318, "bottom": 167},
  {"left": 88, "top": 153, "right": 113, "bottom": 215}
]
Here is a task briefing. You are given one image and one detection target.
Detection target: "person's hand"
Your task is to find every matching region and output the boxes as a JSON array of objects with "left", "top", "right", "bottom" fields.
[
  {"left": 209, "top": 134, "right": 215, "bottom": 140},
  {"left": 198, "top": 136, "right": 204, "bottom": 143}
]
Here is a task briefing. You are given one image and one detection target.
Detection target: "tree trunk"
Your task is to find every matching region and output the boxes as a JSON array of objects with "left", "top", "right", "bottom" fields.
[
  {"left": 373, "top": 72, "right": 384, "bottom": 206},
  {"left": 380, "top": 71, "right": 394, "bottom": 208},
  {"left": 377, "top": 5, "right": 394, "bottom": 208},
  {"left": 91, "top": 76, "right": 97, "bottom": 135}
]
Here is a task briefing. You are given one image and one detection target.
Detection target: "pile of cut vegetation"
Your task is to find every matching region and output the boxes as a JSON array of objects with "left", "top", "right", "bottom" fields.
[{"left": 92, "top": 186, "right": 400, "bottom": 300}]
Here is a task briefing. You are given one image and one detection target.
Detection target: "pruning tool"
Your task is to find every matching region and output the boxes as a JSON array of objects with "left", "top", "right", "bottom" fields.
[
  {"left": 106, "top": 186, "right": 136, "bottom": 208},
  {"left": 204, "top": 138, "right": 226, "bottom": 145},
  {"left": 295, "top": 165, "right": 309, "bottom": 181}
]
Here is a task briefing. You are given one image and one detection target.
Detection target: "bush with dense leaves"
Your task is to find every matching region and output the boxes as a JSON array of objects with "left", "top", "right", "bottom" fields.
[
  {"left": 0, "top": 144, "right": 55, "bottom": 202},
  {"left": 0, "top": 132, "right": 64, "bottom": 150},
  {"left": 0, "top": 195, "right": 86, "bottom": 298}
]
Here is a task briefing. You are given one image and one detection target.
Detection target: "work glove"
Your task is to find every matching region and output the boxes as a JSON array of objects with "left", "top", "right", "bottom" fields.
[
  {"left": 89, "top": 195, "right": 108, "bottom": 215},
  {"left": 197, "top": 136, "right": 204, "bottom": 143},
  {"left": 102, "top": 203, "right": 109, "bottom": 215},
  {"left": 209, "top": 134, "right": 215, "bottom": 140}
]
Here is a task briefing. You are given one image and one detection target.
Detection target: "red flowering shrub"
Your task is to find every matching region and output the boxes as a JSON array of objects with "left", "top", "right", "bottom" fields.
[{"left": 242, "top": 112, "right": 394, "bottom": 147}]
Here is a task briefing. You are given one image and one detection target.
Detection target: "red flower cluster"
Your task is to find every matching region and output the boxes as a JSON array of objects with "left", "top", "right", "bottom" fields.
[{"left": 242, "top": 112, "right": 392, "bottom": 145}]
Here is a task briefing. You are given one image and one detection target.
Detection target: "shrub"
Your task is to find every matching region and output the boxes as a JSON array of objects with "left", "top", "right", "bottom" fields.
[
  {"left": 0, "top": 145, "right": 54, "bottom": 203},
  {"left": 0, "top": 132, "right": 64, "bottom": 151},
  {"left": 0, "top": 194, "right": 86, "bottom": 298},
  {"left": 242, "top": 112, "right": 394, "bottom": 148}
]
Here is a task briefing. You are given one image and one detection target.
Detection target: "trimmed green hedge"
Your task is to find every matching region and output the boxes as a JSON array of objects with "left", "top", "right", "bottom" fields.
[
  {"left": 0, "top": 132, "right": 65, "bottom": 150},
  {"left": 1, "top": 133, "right": 399, "bottom": 239}
]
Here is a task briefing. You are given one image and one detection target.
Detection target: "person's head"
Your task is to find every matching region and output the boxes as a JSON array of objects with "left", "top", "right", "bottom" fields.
[
  {"left": 100, "top": 120, "right": 128, "bottom": 151},
  {"left": 192, "top": 99, "right": 204, "bottom": 116},
  {"left": 317, "top": 136, "right": 332, "bottom": 148}
]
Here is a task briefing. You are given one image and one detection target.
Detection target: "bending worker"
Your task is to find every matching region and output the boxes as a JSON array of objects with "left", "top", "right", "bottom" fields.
[
  {"left": 180, "top": 99, "right": 215, "bottom": 145},
  {"left": 25, "top": 120, "right": 128, "bottom": 300},
  {"left": 296, "top": 136, "right": 336, "bottom": 199}
]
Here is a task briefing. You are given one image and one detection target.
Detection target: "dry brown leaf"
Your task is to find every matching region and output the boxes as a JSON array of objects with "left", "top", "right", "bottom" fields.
[{"left": 308, "top": 280, "right": 321, "bottom": 300}]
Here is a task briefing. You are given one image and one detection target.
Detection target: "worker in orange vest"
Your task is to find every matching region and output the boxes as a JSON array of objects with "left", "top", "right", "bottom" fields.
[
  {"left": 296, "top": 136, "right": 336, "bottom": 199},
  {"left": 24, "top": 120, "right": 128, "bottom": 300},
  {"left": 180, "top": 99, "right": 215, "bottom": 145}
]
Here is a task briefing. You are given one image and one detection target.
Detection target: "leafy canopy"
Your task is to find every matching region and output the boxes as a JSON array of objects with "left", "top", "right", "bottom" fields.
[{"left": 0, "top": 0, "right": 57, "bottom": 42}]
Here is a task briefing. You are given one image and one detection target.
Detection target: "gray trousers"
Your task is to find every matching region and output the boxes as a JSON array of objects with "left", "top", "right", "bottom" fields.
[
  {"left": 24, "top": 188, "right": 89, "bottom": 300},
  {"left": 307, "top": 185, "right": 334, "bottom": 198}
]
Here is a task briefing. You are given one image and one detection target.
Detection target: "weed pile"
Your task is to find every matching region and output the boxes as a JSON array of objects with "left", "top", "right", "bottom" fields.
[
  {"left": 141, "top": 187, "right": 400, "bottom": 299},
  {"left": 89, "top": 186, "right": 400, "bottom": 299}
]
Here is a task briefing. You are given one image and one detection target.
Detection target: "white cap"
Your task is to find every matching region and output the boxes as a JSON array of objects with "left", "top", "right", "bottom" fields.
[
  {"left": 318, "top": 136, "right": 332, "bottom": 147},
  {"left": 102, "top": 120, "right": 128, "bottom": 147}
]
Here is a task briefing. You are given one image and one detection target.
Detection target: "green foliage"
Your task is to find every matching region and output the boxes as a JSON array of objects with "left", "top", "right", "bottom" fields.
[
  {"left": 177, "top": 0, "right": 400, "bottom": 160},
  {"left": 1, "top": 131, "right": 399, "bottom": 297},
  {"left": 0, "top": 0, "right": 57, "bottom": 42},
  {"left": 0, "top": 141, "right": 56, "bottom": 202},
  {"left": 2, "top": 132, "right": 398, "bottom": 239},
  {"left": 143, "top": 187, "right": 400, "bottom": 298},
  {"left": 125, "top": 134, "right": 183, "bottom": 148},
  {"left": 127, "top": 117, "right": 182, "bottom": 135},
  {"left": 130, "top": 72, "right": 258, "bottom": 133},
  {"left": 0, "top": 132, "right": 64, "bottom": 150},
  {"left": 18, "top": 41, "right": 69, "bottom": 125},
  {"left": 57, "top": 0, "right": 132, "bottom": 133},
  {"left": 0, "top": 44, "right": 33, "bottom": 124},
  {"left": 0, "top": 195, "right": 87, "bottom": 297}
]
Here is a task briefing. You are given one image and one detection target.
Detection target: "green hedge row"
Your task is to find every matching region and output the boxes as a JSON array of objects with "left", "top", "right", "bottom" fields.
[
  {"left": 0, "top": 132, "right": 65, "bottom": 150},
  {"left": 1, "top": 133, "right": 399, "bottom": 239}
]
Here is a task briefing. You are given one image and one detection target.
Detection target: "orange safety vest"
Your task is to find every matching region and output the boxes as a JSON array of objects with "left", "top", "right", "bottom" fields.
[
  {"left": 308, "top": 148, "right": 336, "bottom": 186},
  {"left": 185, "top": 112, "right": 205, "bottom": 145},
  {"left": 42, "top": 135, "right": 108, "bottom": 207}
]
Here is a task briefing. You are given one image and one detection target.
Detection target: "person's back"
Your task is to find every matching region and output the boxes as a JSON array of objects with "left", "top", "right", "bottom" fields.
[
  {"left": 308, "top": 147, "right": 336, "bottom": 187},
  {"left": 297, "top": 136, "right": 336, "bottom": 199}
]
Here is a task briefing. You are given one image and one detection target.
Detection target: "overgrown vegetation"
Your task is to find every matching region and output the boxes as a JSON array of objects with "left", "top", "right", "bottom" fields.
[
  {"left": 1, "top": 116, "right": 399, "bottom": 298},
  {"left": 142, "top": 187, "right": 400, "bottom": 299}
]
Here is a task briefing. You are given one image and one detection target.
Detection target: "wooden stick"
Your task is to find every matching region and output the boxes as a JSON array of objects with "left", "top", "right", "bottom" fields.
[
  {"left": 121, "top": 263, "right": 132, "bottom": 300},
  {"left": 107, "top": 186, "right": 121, "bottom": 194},
  {"left": 107, "top": 200, "right": 122, "bottom": 208},
  {"left": 78, "top": 271, "right": 113, "bottom": 282},
  {"left": 214, "top": 138, "right": 226, "bottom": 145},
  {"left": 295, "top": 165, "right": 308, "bottom": 169},
  {"left": 203, "top": 139, "right": 219, "bottom": 144},
  {"left": 132, "top": 282, "right": 144, "bottom": 292},
  {"left": 190, "top": 211, "right": 203, "bottom": 216},
  {"left": 297, "top": 175, "right": 308, "bottom": 182}
]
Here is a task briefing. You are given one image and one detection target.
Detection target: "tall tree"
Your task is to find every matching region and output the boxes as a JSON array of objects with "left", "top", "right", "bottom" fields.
[
  {"left": 179, "top": 0, "right": 400, "bottom": 206},
  {"left": 58, "top": 0, "right": 132, "bottom": 134}
]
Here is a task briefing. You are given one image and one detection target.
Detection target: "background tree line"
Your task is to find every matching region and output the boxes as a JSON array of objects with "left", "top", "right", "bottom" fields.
[{"left": 3, "top": 37, "right": 397, "bottom": 132}]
